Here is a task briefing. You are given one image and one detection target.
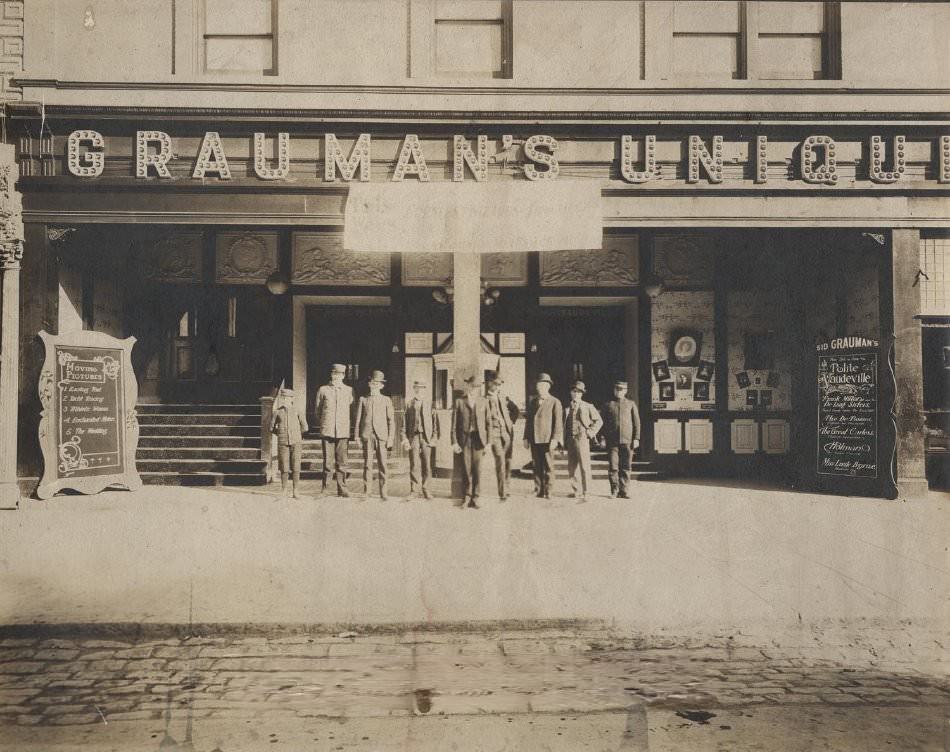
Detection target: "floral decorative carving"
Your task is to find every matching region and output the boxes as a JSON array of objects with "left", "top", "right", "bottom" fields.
[
  {"left": 482, "top": 253, "right": 527, "bottom": 286},
  {"left": 141, "top": 231, "right": 203, "bottom": 282},
  {"left": 540, "top": 237, "right": 638, "bottom": 287},
  {"left": 0, "top": 148, "right": 24, "bottom": 270},
  {"left": 215, "top": 232, "right": 277, "bottom": 284},
  {"left": 292, "top": 232, "right": 390, "bottom": 286},
  {"left": 402, "top": 253, "right": 452, "bottom": 286},
  {"left": 654, "top": 234, "right": 714, "bottom": 286}
]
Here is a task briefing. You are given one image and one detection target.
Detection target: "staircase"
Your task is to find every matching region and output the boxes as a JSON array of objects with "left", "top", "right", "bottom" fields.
[{"left": 136, "top": 404, "right": 267, "bottom": 486}]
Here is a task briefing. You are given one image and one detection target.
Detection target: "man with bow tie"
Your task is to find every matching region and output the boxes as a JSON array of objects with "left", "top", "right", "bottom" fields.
[
  {"left": 524, "top": 373, "right": 563, "bottom": 499},
  {"left": 400, "top": 379, "right": 439, "bottom": 499},
  {"left": 563, "top": 381, "right": 603, "bottom": 502}
]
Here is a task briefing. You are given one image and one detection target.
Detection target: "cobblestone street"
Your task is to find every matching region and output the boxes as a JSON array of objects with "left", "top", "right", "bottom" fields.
[{"left": 0, "top": 629, "right": 947, "bottom": 750}]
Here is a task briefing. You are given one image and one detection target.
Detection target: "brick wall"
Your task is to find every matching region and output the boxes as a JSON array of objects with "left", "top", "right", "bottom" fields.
[{"left": 0, "top": 1, "right": 22, "bottom": 102}]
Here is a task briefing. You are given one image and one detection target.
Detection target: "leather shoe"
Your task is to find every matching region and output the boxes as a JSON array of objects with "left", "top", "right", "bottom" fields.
[{"left": 467, "top": 498, "right": 480, "bottom": 509}]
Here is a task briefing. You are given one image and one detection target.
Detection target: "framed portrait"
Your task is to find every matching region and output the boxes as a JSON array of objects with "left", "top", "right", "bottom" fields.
[
  {"left": 746, "top": 389, "right": 759, "bottom": 406},
  {"left": 669, "top": 328, "right": 703, "bottom": 367},
  {"left": 659, "top": 382, "right": 675, "bottom": 401},
  {"left": 736, "top": 371, "right": 751, "bottom": 389},
  {"left": 674, "top": 370, "right": 692, "bottom": 390},
  {"left": 760, "top": 389, "right": 773, "bottom": 407},
  {"left": 652, "top": 360, "right": 671, "bottom": 382},
  {"left": 693, "top": 381, "right": 710, "bottom": 401},
  {"left": 696, "top": 360, "right": 715, "bottom": 381}
]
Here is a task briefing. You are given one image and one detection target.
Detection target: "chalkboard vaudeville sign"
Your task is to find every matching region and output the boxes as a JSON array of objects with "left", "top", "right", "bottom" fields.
[
  {"left": 36, "top": 331, "right": 142, "bottom": 499},
  {"left": 816, "top": 337, "right": 880, "bottom": 479}
]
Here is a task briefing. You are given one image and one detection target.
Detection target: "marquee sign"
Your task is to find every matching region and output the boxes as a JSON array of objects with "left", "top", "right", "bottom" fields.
[{"left": 61, "top": 130, "right": 950, "bottom": 186}]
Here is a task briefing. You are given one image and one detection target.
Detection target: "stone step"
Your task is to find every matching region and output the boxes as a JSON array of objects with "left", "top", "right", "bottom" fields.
[
  {"left": 140, "top": 471, "right": 266, "bottom": 487},
  {"left": 137, "top": 414, "right": 261, "bottom": 427},
  {"left": 137, "top": 447, "right": 261, "bottom": 461},
  {"left": 136, "top": 458, "right": 268, "bottom": 474},
  {"left": 137, "top": 403, "right": 261, "bottom": 415},
  {"left": 139, "top": 436, "right": 261, "bottom": 448},
  {"left": 138, "top": 424, "right": 260, "bottom": 437}
]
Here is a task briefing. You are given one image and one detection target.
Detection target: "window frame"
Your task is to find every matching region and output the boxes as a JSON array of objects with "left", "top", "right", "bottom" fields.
[
  {"left": 411, "top": 0, "right": 513, "bottom": 80},
  {"left": 199, "top": 0, "right": 278, "bottom": 77}
]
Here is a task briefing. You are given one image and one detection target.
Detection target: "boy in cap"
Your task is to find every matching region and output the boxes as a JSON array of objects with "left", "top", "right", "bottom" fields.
[
  {"left": 314, "top": 363, "right": 354, "bottom": 497},
  {"left": 354, "top": 370, "right": 396, "bottom": 500},
  {"left": 401, "top": 379, "right": 439, "bottom": 499},
  {"left": 524, "top": 373, "right": 563, "bottom": 499},
  {"left": 451, "top": 374, "right": 489, "bottom": 509},
  {"left": 563, "top": 381, "right": 603, "bottom": 502},
  {"left": 601, "top": 380, "right": 641, "bottom": 498},
  {"left": 270, "top": 387, "right": 308, "bottom": 498}
]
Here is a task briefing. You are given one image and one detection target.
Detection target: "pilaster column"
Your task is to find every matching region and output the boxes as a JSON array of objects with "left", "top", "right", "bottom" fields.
[
  {"left": 0, "top": 143, "right": 24, "bottom": 509},
  {"left": 891, "top": 229, "right": 929, "bottom": 498},
  {"left": 452, "top": 252, "right": 482, "bottom": 387}
]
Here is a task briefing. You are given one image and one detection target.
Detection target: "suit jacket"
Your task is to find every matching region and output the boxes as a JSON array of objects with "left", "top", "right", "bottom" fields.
[
  {"left": 314, "top": 383, "right": 354, "bottom": 439},
  {"left": 485, "top": 392, "right": 515, "bottom": 442},
  {"left": 355, "top": 394, "right": 396, "bottom": 445},
  {"left": 401, "top": 397, "right": 439, "bottom": 445},
  {"left": 452, "top": 396, "right": 489, "bottom": 448},
  {"left": 564, "top": 400, "right": 603, "bottom": 443},
  {"left": 601, "top": 397, "right": 641, "bottom": 446},
  {"left": 525, "top": 394, "right": 564, "bottom": 445}
]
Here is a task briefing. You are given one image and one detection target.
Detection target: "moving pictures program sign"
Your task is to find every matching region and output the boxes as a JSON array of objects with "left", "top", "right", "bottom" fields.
[
  {"left": 816, "top": 337, "right": 880, "bottom": 479},
  {"left": 36, "top": 331, "right": 142, "bottom": 499}
]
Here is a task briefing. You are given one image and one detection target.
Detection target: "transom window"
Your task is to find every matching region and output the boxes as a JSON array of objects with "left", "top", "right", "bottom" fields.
[
  {"left": 432, "top": 0, "right": 512, "bottom": 79},
  {"left": 202, "top": 0, "right": 277, "bottom": 76}
]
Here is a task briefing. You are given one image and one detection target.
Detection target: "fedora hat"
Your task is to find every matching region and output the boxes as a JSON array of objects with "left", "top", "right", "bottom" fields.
[
  {"left": 368, "top": 369, "right": 386, "bottom": 383},
  {"left": 412, "top": 379, "right": 428, "bottom": 388},
  {"left": 536, "top": 373, "right": 553, "bottom": 385},
  {"left": 570, "top": 381, "right": 586, "bottom": 393}
]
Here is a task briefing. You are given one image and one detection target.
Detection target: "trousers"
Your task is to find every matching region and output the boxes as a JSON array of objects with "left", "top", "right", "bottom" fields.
[
  {"left": 361, "top": 438, "right": 389, "bottom": 495},
  {"left": 566, "top": 436, "right": 592, "bottom": 495},
  {"left": 277, "top": 442, "right": 302, "bottom": 478},
  {"left": 460, "top": 434, "right": 484, "bottom": 500},
  {"left": 322, "top": 438, "right": 349, "bottom": 489},
  {"left": 608, "top": 444, "right": 633, "bottom": 494},
  {"left": 488, "top": 435, "right": 510, "bottom": 498},
  {"left": 407, "top": 433, "right": 433, "bottom": 493},
  {"left": 531, "top": 442, "right": 555, "bottom": 496}
]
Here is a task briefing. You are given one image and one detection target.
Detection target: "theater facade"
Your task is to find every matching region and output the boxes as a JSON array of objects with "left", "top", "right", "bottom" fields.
[{"left": 0, "top": 0, "right": 946, "bottom": 506}]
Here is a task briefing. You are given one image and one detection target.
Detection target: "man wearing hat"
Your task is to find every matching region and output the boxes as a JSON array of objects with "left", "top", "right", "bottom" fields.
[
  {"left": 401, "top": 379, "right": 439, "bottom": 499},
  {"left": 601, "top": 380, "right": 642, "bottom": 499},
  {"left": 270, "top": 387, "right": 308, "bottom": 498},
  {"left": 315, "top": 363, "right": 354, "bottom": 497},
  {"left": 524, "top": 373, "right": 563, "bottom": 499},
  {"left": 485, "top": 371, "right": 518, "bottom": 500},
  {"left": 451, "top": 374, "right": 489, "bottom": 509},
  {"left": 563, "top": 381, "right": 603, "bottom": 502},
  {"left": 354, "top": 370, "right": 396, "bottom": 500}
]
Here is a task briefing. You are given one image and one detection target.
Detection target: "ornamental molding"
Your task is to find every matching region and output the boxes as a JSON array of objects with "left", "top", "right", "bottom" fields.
[
  {"left": 0, "top": 149, "right": 24, "bottom": 270},
  {"left": 140, "top": 231, "right": 203, "bottom": 282},
  {"left": 540, "top": 237, "right": 638, "bottom": 287},
  {"left": 215, "top": 231, "right": 277, "bottom": 284},
  {"left": 402, "top": 253, "right": 452, "bottom": 287},
  {"left": 292, "top": 232, "right": 390, "bottom": 286}
]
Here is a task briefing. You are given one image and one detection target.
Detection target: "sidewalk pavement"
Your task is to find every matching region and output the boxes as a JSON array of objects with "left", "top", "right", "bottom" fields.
[
  {"left": 0, "top": 630, "right": 948, "bottom": 750},
  {"left": 1, "top": 480, "right": 948, "bottom": 664}
]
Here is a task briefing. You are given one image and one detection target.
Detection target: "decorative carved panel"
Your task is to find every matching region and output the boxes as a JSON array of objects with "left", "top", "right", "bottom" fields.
[
  {"left": 215, "top": 231, "right": 278, "bottom": 284},
  {"left": 140, "top": 231, "right": 203, "bottom": 283},
  {"left": 482, "top": 253, "right": 527, "bottom": 286},
  {"left": 292, "top": 232, "right": 390, "bottom": 286},
  {"left": 539, "top": 236, "right": 638, "bottom": 287},
  {"left": 402, "top": 253, "right": 452, "bottom": 286},
  {"left": 654, "top": 234, "right": 715, "bottom": 287}
]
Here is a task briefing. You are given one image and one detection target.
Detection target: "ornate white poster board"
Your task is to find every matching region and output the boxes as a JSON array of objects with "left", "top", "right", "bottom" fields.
[{"left": 36, "top": 330, "right": 142, "bottom": 499}]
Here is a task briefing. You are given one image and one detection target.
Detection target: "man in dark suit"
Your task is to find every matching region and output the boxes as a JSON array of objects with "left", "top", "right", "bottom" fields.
[
  {"left": 484, "top": 372, "right": 518, "bottom": 500},
  {"left": 451, "top": 375, "right": 489, "bottom": 509},
  {"left": 354, "top": 370, "right": 396, "bottom": 500},
  {"left": 523, "top": 373, "right": 563, "bottom": 499},
  {"left": 400, "top": 379, "right": 439, "bottom": 499},
  {"left": 601, "top": 380, "right": 641, "bottom": 499},
  {"left": 314, "top": 363, "right": 354, "bottom": 497}
]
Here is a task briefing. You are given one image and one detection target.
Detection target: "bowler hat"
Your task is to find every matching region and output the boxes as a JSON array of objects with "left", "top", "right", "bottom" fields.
[
  {"left": 614, "top": 380, "right": 629, "bottom": 389},
  {"left": 486, "top": 371, "right": 504, "bottom": 385},
  {"left": 570, "top": 381, "right": 586, "bottom": 393},
  {"left": 368, "top": 369, "right": 386, "bottom": 384},
  {"left": 330, "top": 363, "right": 346, "bottom": 374},
  {"left": 536, "top": 373, "right": 553, "bottom": 385}
]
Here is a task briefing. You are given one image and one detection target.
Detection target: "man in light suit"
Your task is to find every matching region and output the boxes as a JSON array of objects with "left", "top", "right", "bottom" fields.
[
  {"left": 401, "top": 379, "right": 439, "bottom": 500},
  {"left": 314, "top": 363, "right": 353, "bottom": 497},
  {"left": 563, "top": 381, "right": 603, "bottom": 502},
  {"left": 524, "top": 373, "right": 563, "bottom": 499},
  {"left": 484, "top": 371, "right": 517, "bottom": 501},
  {"left": 601, "top": 380, "right": 642, "bottom": 499},
  {"left": 354, "top": 370, "right": 396, "bottom": 500},
  {"left": 451, "top": 375, "right": 489, "bottom": 509}
]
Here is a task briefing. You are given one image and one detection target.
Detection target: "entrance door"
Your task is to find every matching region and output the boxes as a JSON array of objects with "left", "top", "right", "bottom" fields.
[
  {"left": 306, "top": 306, "right": 396, "bottom": 423},
  {"left": 535, "top": 307, "right": 626, "bottom": 407}
]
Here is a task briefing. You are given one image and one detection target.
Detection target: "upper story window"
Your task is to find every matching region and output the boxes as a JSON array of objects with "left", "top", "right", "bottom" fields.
[
  {"left": 424, "top": 0, "right": 512, "bottom": 79},
  {"left": 665, "top": 1, "right": 839, "bottom": 81},
  {"left": 920, "top": 237, "right": 950, "bottom": 317},
  {"left": 202, "top": 0, "right": 277, "bottom": 76}
]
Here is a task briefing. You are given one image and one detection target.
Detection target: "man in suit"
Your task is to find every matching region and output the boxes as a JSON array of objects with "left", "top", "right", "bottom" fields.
[
  {"left": 484, "top": 371, "right": 517, "bottom": 500},
  {"left": 451, "top": 374, "right": 489, "bottom": 509},
  {"left": 524, "top": 373, "right": 563, "bottom": 499},
  {"left": 314, "top": 363, "right": 354, "bottom": 497},
  {"left": 563, "top": 381, "right": 603, "bottom": 502},
  {"left": 270, "top": 387, "right": 308, "bottom": 499},
  {"left": 601, "top": 380, "right": 642, "bottom": 499},
  {"left": 401, "top": 379, "right": 439, "bottom": 500},
  {"left": 354, "top": 370, "right": 396, "bottom": 500}
]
